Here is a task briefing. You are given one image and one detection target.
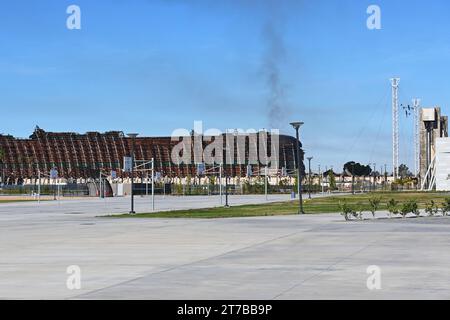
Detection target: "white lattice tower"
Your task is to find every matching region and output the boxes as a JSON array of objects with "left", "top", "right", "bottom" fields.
[
  {"left": 390, "top": 78, "right": 400, "bottom": 179},
  {"left": 412, "top": 98, "right": 421, "bottom": 177}
]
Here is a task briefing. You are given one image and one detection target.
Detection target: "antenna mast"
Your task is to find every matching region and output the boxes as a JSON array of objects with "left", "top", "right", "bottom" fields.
[
  {"left": 390, "top": 78, "right": 400, "bottom": 179},
  {"left": 412, "top": 98, "right": 421, "bottom": 177}
]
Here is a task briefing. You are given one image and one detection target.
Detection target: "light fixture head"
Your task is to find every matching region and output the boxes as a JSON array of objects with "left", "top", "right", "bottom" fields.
[{"left": 290, "top": 122, "right": 304, "bottom": 130}]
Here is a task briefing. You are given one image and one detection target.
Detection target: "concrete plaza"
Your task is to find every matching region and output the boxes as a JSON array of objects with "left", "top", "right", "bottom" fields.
[{"left": 1, "top": 194, "right": 450, "bottom": 299}]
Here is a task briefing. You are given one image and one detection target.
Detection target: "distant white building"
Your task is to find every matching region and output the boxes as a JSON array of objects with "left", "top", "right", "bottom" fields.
[{"left": 435, "top": 138, "right": 450, "bottom": 191}]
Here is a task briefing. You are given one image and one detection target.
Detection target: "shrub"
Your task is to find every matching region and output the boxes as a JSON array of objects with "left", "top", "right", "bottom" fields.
[
  {"left": 410, "top": 199, "right": 420, "bottom": 216},
  {"left": 425, "top": 200, "right": 435, "bottom": 216},
  {"left": 369, "top": 197, "right": 381, "bottom": 218},
  {"left": 441, "top": 198, "right": 450, "bottom": 216},
  {"left": 387, "top": 199, "right": 399, "bottom": 217},
  {"left": 433, "top": 201, "right": 440, "bottom": 216},
  {"left": 401, "top": 200, "right": 419, "bottom": 218},
  {"left": 355, "top": 202, "right": 364, "bottom": 220},
  {"left": 400, "top": 202, "right": 410, "bottom": 218},
  {"left": 340, "top": 201, "right": 356, "bottom": 221}
]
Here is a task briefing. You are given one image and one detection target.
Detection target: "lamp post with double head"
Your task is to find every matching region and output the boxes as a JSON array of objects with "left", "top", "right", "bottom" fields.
[
  {"left": 290, "top": 122, "right": 305, "bottom": 215},
  {"left": 127, "top": 133, "right": 139, "bottom": 214}
]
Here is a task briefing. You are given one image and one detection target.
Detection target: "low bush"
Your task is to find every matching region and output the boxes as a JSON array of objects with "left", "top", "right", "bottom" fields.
[
  {"left": 400, "top": 202, "right": 410, "bottom": 218},
  {"left": 340, "top": 201, "right": 356, "bottom": 221},
  {"left": 355, "top": 202, "right": 364, "bottom": 220},
  {"left": 410, "top": 199, "right": 420, "bottom": 216},
  {"left": 369, "top": 197, "right": 381, "bottom": 218},
  {"left": 425, "top": 200, "right": 437, "bottom": 216},
  {"left": 441, "top": 198, "right": 450, "bottom": 216},
  {"left": 387, "top": 198, "right": 399, "bottom": 217},
  {"left": 400, "top": 200, "right": 419, "bottom": 218}
]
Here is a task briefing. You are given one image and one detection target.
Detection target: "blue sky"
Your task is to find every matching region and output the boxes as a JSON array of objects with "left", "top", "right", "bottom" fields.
[{"left": 1, "top": 0, "right": 450, "bottom": 172}]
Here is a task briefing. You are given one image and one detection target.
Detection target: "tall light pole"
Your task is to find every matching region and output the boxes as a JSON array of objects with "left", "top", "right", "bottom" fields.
[
  {"left": 307, "top": 157, "right": 313, "bottom": 199},
  {"left": 127, "top": 133, "right": 138, "bottom": 214},
  {"left": 223, "top": 147, "right": 229, "bottom": 208},
  {"left": 373, "top": 162, "right": 376, "bottom": 192},
  {"left": 319, "top": 164, "right": 324, "bottom": 194},
  {"left": 290, "top": 122, "right": 305, "bottom": 215}
]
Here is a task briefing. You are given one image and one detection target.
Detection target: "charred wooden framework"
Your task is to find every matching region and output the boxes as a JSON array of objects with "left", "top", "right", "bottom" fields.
[{"left": 0, "top": 127, "right": 305, "bottom": 181}]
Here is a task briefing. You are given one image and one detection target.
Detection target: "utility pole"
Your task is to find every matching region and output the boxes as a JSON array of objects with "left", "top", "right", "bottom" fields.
[
  {"left": 307, "top": 157, "right": 313, "bottom": 199},
  {"left": 384, "top": 164, "right": 387, "bottom": 190},
  {"left": 38, "top": 169, "right": 41, "bottom": 204},
  {"left": 146, "top": 170, "right": 149, "bottom": 196},
  {"left": 264, "top": 167, "right": 268, "bottom": 201},
  {"left": 330, "top": 165, "right": 333, "bottom": 194},
  {"left": 127, "top": 133, "right": 138, "bottom": 214},
  {"left": 373, "top": 163, "right": 376, "bottom": 191},
  {"left": 223, "top": 147, "right": 229, "bottom": 208},
  {"left": 319, "top": 164, "right": 324, "bottom": 194},
  {"left": 290, "top": 122, "right": 305, "bottom": 214},
  {"left": 391, "top": 78, "right": 400, "bottom": 180},
  {"left": 151, "top": 157, "right": 155, "bottom": 212},
  {"left": 219, "top": 163, "right": 223, "bottom": 205}
]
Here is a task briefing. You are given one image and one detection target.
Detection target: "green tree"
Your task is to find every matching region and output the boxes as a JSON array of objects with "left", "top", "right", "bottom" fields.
[
  {"left": 398, "top": 164, "right": 412, "bottom": 179},
  {"left": 328, "top": 170, "right": 336, "bottom": 191},
  {"left": 343, "top": 162, "right": 372, "bottom": 176}
]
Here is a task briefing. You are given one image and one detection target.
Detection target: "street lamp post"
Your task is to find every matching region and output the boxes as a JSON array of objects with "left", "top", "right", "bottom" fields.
[
  {"left": 373, "top": 163, "right": 376, "bottom": 192},
  {"left": 223, "top": 147, "right": 229, "bottom": 208},
  {"left": 225, "top": 173, "right": 229, "bottom": 207},
  {"left": 127, "top": 133, "right": 138, "bottom": 214},
  {"left": 307, "top": 157, "right": 313, "bottom": 199},
  {"left": 290, "top": 122, "right": 305, "bottom": 215}
]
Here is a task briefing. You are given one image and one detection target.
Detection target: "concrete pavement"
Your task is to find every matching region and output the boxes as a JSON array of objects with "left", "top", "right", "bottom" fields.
[{"left": 1, "top": 195, "right": 450, "bottom": 299}]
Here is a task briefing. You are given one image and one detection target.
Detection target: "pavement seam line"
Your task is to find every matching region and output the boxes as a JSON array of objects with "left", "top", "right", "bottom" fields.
[
  {"left": 71, "top": 221, "right": 322, "bottom": 299},
  {"left": 271, "top": 226, "right": 405, "bottom": 300}
]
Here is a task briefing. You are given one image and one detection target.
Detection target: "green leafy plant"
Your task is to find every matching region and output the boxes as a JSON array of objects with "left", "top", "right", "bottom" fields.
[
  {"left": 340, "top": 201, "right": 356, "bottom": 221},
  {"left": 400, "top": 202, "right": 410, "bottom": 218},
  {"left": 425, "top": 200, "right": 435, "bottom": 216},
  {"left": 410, "top": 199, "right": 420, "bottom": 216},
  {"left": 355, "top": 202, "right": 364, "bottom": 220},
  {"left": 433, "top": 201, "right": 440, "bottom": 216},
  {"left": 369, "top": 197, "right": 381, "bottom": 218},
  {"left": 387, "top": 198, "right": 399, "bottom": 217},
  {"left": 441, "top": 198, "right": 450, "bottom": 216}
]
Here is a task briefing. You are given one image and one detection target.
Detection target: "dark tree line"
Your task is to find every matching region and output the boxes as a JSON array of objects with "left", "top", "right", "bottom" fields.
[{"left": 343, "top": 162, "right": 372, "bottom": 176}]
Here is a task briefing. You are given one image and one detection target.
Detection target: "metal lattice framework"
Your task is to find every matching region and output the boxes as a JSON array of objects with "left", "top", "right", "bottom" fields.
[
  {"left": 0, "top": 127, "right": 304, "bottom": 182},
  {"left": 412, "top": 98, "right": 421, "bottom": 177},
  {"left": 390, "top": 78, "right": 400, "bottom": 179}
]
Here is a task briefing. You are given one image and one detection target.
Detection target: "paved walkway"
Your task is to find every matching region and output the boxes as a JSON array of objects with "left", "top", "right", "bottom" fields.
[{"left": 1, "top": 195, "right": 450, "bottom": 300}]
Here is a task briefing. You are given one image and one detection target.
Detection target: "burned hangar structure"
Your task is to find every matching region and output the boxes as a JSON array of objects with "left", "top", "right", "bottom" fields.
[{"left": 0, "top": 127, "right": 304, "bottom": 184}]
